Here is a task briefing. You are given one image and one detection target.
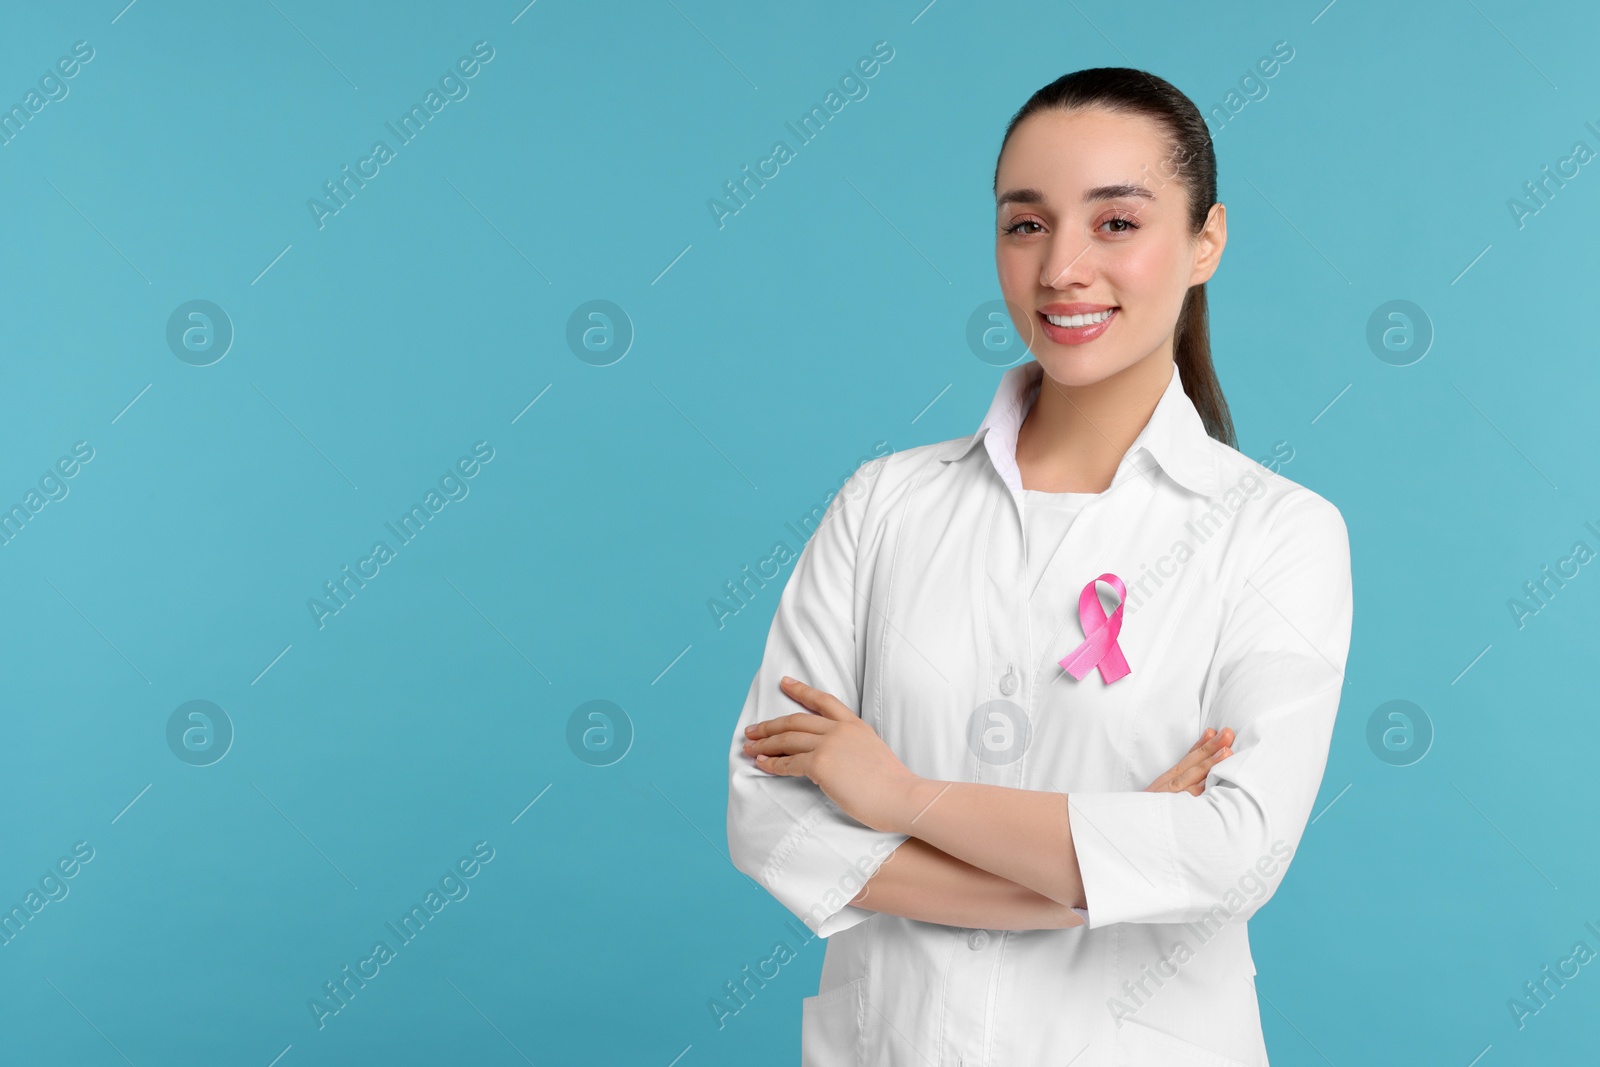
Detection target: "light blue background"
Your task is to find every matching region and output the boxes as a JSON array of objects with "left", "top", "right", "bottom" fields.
[{"left": 1, "top": 0, "right": 1596, "bottom": 1063}]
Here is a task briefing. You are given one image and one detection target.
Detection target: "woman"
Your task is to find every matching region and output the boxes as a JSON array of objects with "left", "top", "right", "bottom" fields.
[{"left": 727, "top": 67, "right": 1353, "bottom": 1066}]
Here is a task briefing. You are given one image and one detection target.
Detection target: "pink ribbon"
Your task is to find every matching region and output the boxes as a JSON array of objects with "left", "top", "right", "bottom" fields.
[{"left": 1058, "top": 572, "right": 1131, "bottom": 684}]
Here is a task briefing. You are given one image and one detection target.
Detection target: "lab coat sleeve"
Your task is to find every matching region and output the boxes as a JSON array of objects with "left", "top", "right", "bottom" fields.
[
  {"left": 725, "top": 457, "right": 910, "bottom": 938},
  {"left": 1066, "top": 491, "right": 1353, "bottom": 928}
]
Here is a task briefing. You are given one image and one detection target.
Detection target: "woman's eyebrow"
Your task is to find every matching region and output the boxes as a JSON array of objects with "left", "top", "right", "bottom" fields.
[{"left": 995, "top": 183, "right": 1157, "bottom": 209}]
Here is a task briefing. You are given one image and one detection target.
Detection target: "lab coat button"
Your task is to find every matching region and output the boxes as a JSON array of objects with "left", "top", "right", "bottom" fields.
[
  {"left": 967, "top": 929, "right": 989, "bottom": 951},
  {"left": 999, "top": 669, "right": 1018, "bottom": 696}
]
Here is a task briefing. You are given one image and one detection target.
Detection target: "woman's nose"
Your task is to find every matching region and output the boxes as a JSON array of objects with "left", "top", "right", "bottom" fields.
[{"left": 1040, "top": 238, "right": 1095, "bottom": 288}]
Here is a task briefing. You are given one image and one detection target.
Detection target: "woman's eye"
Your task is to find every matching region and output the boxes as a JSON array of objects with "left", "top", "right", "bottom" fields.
[{"left": 1003, "top": 216, "right": 1138, "bottom": 237}]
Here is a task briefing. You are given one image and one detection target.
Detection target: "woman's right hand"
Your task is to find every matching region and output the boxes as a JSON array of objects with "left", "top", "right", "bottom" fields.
[{"left": 1144, "top": 727, "right": 1234, "bottom": 795}]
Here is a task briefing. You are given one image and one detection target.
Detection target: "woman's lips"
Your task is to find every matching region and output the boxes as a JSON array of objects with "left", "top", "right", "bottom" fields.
[{"left": 1038, "top": 307, "right": 1117, "bottom": 345}]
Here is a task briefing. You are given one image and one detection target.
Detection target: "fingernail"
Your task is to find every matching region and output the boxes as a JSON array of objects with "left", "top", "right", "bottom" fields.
[{"left": 780, "top": 676, "right": 793, "bottom": 686}]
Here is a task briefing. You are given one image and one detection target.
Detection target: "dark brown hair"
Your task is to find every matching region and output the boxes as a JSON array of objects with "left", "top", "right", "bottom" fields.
[{"left": 994, "top": 67, "right": 1237, "bottom": 450}]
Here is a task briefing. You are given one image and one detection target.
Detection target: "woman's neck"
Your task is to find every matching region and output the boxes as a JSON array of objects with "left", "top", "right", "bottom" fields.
[{"left": 1015, "top": 350, "right": 1176, "bottom": 494}]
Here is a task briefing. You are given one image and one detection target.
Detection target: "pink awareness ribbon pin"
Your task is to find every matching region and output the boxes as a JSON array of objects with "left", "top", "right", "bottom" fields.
[{"left": 1057, "top": 572, "right": 1131, "bottom": 684}]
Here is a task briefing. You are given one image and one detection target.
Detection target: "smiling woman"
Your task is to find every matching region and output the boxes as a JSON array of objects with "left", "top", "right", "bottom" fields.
[{"left": 726, "top": 66, "right": 1353, "bottom": 1067}]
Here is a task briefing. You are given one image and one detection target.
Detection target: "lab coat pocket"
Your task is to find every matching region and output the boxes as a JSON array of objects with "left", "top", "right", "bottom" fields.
[
  {"left": 800, "top": 976, "right": 863, "bottom": 1067},
  {"left": 1115, "top": 1013, "right": 1258, "bottom": 1067}
]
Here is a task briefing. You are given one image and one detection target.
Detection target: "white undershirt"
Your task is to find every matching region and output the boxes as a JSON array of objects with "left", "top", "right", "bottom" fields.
[{"left": 1020, "top": 488, "right": 1098, "bottom": 599}]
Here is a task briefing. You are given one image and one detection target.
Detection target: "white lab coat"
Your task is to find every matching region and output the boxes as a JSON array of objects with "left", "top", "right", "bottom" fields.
[{"left": 726, "top": 359, "right": 1354, "bottom": 1066}]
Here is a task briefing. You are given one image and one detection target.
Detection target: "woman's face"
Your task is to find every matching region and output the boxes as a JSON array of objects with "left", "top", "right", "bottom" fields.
[{"left": 994, "top": 106, "right": 1225, "bottom": 387}]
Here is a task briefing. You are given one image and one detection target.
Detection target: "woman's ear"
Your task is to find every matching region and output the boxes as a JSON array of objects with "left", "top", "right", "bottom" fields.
[{"left": 1190, "top": 202, "right": 1227, "bottom": 286}]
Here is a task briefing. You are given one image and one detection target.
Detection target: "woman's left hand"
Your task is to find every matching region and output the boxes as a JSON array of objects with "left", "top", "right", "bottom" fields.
[{"left": 742, "top": 676, "right": 921, "bottom": 834}]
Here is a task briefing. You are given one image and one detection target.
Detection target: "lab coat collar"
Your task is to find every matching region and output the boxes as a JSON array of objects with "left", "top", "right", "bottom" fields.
[{"left": 939, "top": 359, "right": 1223, "bottom": 500}]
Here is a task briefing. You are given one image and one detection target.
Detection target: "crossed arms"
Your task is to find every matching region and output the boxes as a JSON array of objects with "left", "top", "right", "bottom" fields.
[{"left": 726, "top": 463, "right": 1352, "bottom": 937}]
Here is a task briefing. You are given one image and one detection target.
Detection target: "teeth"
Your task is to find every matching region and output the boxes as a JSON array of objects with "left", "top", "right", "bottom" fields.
[{"left": 1045, "top": 309, "right": 1114, "bottom": 327}]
